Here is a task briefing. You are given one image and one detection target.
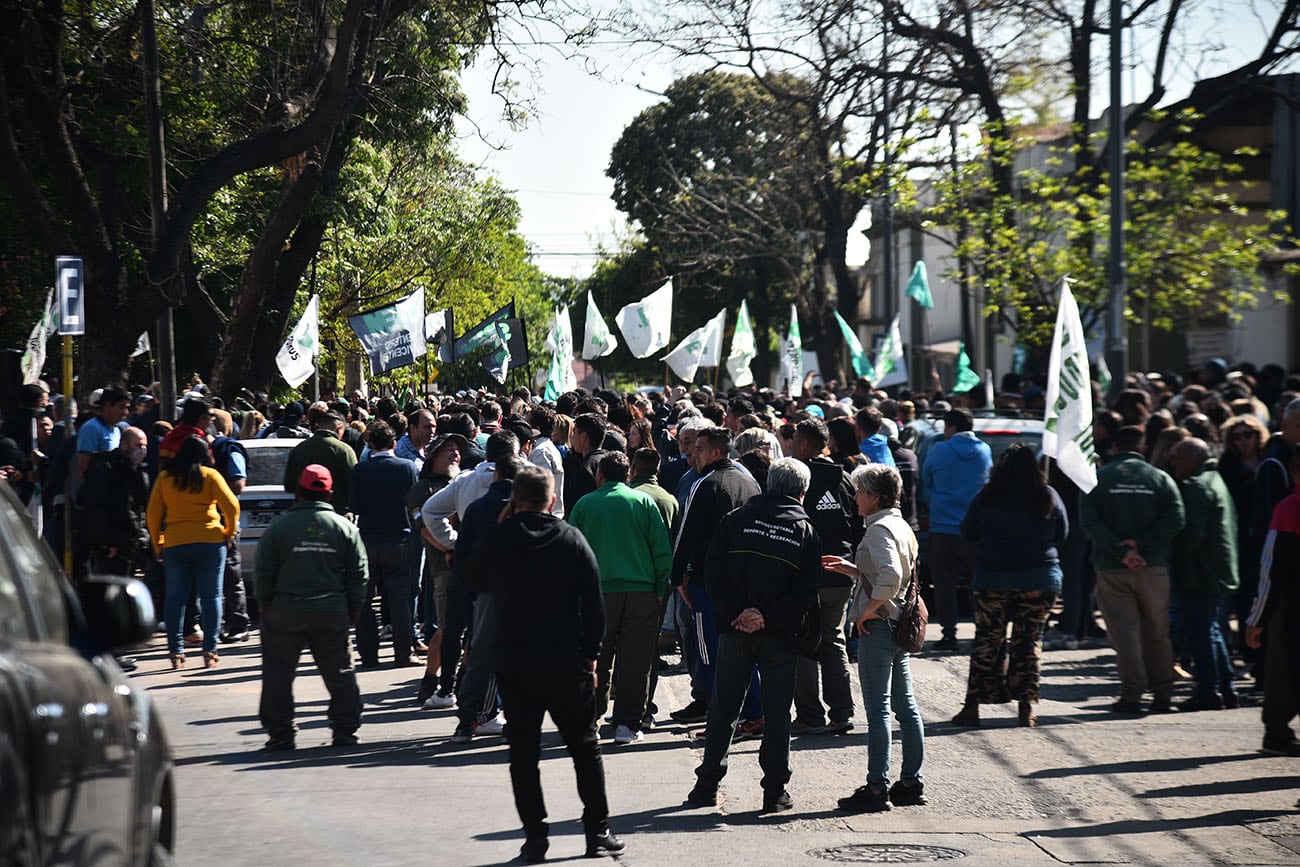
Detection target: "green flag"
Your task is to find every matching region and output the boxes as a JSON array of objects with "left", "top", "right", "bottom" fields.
[
  {"left": 954, "top": 341, "right": 981, "bottom": 392},
  {"left": 906, "top": 261, "right": 933, "bottom": 310},
  {"left": 833, "top": 310, "right": 875, "bottom": 380}
]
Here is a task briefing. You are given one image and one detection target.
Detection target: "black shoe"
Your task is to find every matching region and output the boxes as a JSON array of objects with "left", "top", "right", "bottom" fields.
[
  {"left": 1148, "top": 698, "right": 1178, "bottom": 714},
  {"left": 584, "top": 828, "right": 626, "bottom": 857},
  {"left": 263, "top": 736, "right": 296, "bottom": 752},
  {"left": 1221, "top": 691, "right": 1240, "bottom": 709},
  {"left": 220, "top": 630, "right": 251, "bottom": 644},
  {"left": 114, "top": 655, "right": 138, "bottom": 672},
  {"left": 670, "top": 699, "right": 710, "bottom": 724},
  {"left": 1110, "top": 699, "right": 1146, "bottom": 714},
  {"left": 888, "top": 780, "right": 927, "bottom": 807},
  {"left": 1179, "top": 694, "right": 1223, "bottom": 712},
  {"left": 332, "top": 733, "right": 359, "bottom": 746},
  {"left": 519, "top": 836, "right": 548, "bottom": 864},
  {"left": 686, "top": 783, "right": 718, "bottom": 807},
  {"left": 1261, "top": 738, "right": 1300, "bottom": 756},
  {"left": 762, "top": 789, "right": 793, "bottom": 812},
  {"left": 933, "top": 636, "right": 958, "bottom": 652},
  {"left": 838, "top": 784, "right": 891, "bottom": 813},
  {"left": 358, "top": 659, "right": 381, "bottom": 670}
]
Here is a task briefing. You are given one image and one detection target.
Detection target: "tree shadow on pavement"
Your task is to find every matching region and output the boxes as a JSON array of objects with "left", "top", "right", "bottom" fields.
[
  {"left": 1023, "top": 808, "right": 1295, "bottom": 839},
  {"left": 1024, "top": 752, "right": 1267, "bottom": 779},
  {"left": 1138, "top": 777, "right": 1300, "bottom": 799}
]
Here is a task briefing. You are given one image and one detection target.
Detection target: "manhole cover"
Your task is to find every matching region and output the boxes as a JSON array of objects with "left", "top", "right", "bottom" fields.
[{"left": 808, "top": 844, "right": 969, "bottom": 863}]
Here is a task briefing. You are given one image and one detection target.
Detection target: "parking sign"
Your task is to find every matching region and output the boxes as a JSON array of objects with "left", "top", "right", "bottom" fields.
[{"left": 56, "top": 256, "right": 84, "bottom": 336}]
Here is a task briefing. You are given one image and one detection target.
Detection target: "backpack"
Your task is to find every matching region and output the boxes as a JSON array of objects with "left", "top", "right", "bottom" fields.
[
  {"left": 211, "top": 436, "right": 249, "bottom": 483},
  {"left": 893, "top": 563, "right": 929, "bottom": 654}
]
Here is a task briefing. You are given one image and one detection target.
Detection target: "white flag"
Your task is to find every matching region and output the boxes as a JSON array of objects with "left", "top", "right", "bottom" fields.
[
  {"left": 780, "top": 303, "right": 804, "bottom": 397},
  {"left": 396, "top": 287, "right": 428, "bottom": 361},
  {"left": 725, "top": 299, "right": 757, "bottom": 387},
  {"left": 544, "top": 305, "right": 577, "bottom": 400},
  {"left": 615, "top": 280, "right": 674, "bottom": 359},
  {"left": 425, "top": 309, "right": 454, "bottom": 362},
  {"left": 664, "top": 309, "right": 725, "bottom": 383},
  {"left": 1043, "top": 278, "right": 1098, "bottom": 493},
  {"left": 276, "top": 294, "right": 320, "bottom": 388},
  {"left": 582, "top": 291, "right": 618, "bottom": 360},
  {"left": 20, "top": 287, "right": 55, "bottom": 384},
  {"left": 874, "top": 313, "right": 908, "bottom": 388},
  {"left": 130, "top": 331, "right": 151, "bottom": 358}
]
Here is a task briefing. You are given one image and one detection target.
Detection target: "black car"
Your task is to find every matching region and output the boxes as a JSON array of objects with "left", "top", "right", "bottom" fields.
[{"left": 0, "top": 483, "right": 176, "bottom": 865}]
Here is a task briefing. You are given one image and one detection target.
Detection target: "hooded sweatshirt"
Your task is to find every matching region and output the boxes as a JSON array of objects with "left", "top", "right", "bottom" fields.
[
  {"left": 921, "top": 431, "right": 991, "bottom": 535},
  {"left": 474, "top": 511, "right": 605, "bottom": 674}
]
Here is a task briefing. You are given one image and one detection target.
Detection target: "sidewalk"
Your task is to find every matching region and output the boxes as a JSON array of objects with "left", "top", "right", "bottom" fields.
[{"left": 141, "top": 626, "right": 1300, "bottom": 866}]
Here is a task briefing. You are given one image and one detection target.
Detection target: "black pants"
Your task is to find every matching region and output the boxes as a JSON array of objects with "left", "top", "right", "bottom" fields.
[
  {"left": 222, "top": 534, "right": 250, "bottom": 634},
  {"left": 259, "top": 607, "right": 361, "bottom": 742},
  {"left": 356, "top": 539, "right": 414, "bottom": 664},
  {"left": 497, "top": 670, "right": 610, "bottom": 839}
]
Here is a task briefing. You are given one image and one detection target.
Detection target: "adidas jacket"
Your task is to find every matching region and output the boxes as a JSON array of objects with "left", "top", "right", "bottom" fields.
[{"left": 800, "top": 456, "right": 862, "bottom": 588}]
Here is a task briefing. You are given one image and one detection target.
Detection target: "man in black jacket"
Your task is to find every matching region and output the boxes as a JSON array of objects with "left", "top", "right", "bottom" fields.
[
  {"left": 79, "top": 426, "right": 151, "bottom": 576},
  {"left": 791, "top": 418, "right": 860, "bottom": 734},
  {"left": 687, "top": 457, "right": 822, "bottom": 812},
  {"left": 669, "top": 426, "right": 762, "bottom": 723},
  {"left": 470, "top": 465, "right": 624, "bottom": 864}
]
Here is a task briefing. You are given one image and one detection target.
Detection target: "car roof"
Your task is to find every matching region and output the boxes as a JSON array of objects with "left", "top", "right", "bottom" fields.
[{"left": 239, "top": 438, "right": 300, "bottom": 449}]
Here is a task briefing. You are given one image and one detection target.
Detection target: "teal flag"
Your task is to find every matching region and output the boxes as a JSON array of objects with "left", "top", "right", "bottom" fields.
[
  {"left": 954, "top": 341, "right": 981, "bottom": 392},
  {"left": 906, "top": 261, "right": 933, "bottom": 310},
  {"left": 833, "top": 310, "right": 875, "bottom": 380}
]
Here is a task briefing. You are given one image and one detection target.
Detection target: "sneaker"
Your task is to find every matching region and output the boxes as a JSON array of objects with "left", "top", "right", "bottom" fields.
[
  {"left": 888, "top": 779, "right": 927, "bottom": 807},
  {"left": 263, "top": 736, "right": 296, "bottom": 752},
  {"left": 933, "top": 636, "right": 958, "bottom": 653},
  {"left": 791, "top": 719, "right": 827, "bottom": 735},
  {"left": 1110, "top": 699, "right": 1146, "bottom": 714},
  {"left": 686, "top": 783, "right": 718, "bottom": 807},
  {"left": 1179, "top": 694, "right": 1223, "bottom": 712},
  {"left": 449, "top": 723, "right": 474, "bottom": 744},
  {"left": 474, "top": 713, "right": 506, "bottom": 736},
  {"left": 380, "top": 624, "right": 392, "bottom": 639},
  {"left": 1148, "top": 698, "right": 1178, "bottom": 714},
  {"left": 422, "top": 691, "right": 456, "bottom": 710},
  {"left": 332, "top": 732, "right": 359, "bottom": 746},
  {"left": 735, "top": 718, "right": 764, "bottom": 740},
  {"left": 642, "top": 711, "right": 656, "bottom": 730},
  {"left": 219, "top": 630, "right": 251, "bottom": 644},
  {"left": 825, "top": 719, "right": 854, "bottom": 735},
  {"left": 614, "top": 725, "right": 643, "bottom": 745},
  {"left": 1221, "top": 691, "right": 1240, "bottom": 709},
  {"left": 183, "top": 631, "right": 204, "bottom": 647},
  {"left": 1172, "top": 663, "right": 1194, "bottom": 681},
  {"left": 670, "top": 699, "right": 710, "bottom": 724},
  {"left": 1261, "top": 738, "right": 1300, "bottom": 756},
  {"left": 762, "top": 789, "right": 793, "bottom": 812},
  {"left": 837, "top": 784, "right": 891, "bottom": 813}
]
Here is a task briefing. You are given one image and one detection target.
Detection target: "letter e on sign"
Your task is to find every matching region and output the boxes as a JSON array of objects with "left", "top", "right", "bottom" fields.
[{"left": 56, "top": 256, "right": 85, "bottom": 336}]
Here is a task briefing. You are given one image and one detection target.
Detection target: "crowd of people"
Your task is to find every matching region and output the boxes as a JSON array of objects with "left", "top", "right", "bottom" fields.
[{"left": 0, "top": 356, "right": 1297, "bottom": 861}]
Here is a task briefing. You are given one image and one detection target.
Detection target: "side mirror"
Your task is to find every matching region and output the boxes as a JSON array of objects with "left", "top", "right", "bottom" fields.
[{"left": 79, "top": 576, "right": 157, "bottom": 652}]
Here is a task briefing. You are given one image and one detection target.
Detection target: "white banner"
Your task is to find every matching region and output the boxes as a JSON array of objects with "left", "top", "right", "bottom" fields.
[
  {"left": 131, "top": 331, "right": 151, "bottom": 358},
  {"left": 615, "top": 280, "right": 673, "bottom": 359},
  {"left": 582, "top": 291, "right": 618, "bottom": 360},
  {"left": 664, "top": 308, "right": 725, "bottom": 383},
  {"left": 725, "top": 299, "right": 756, "bottom": 387},
  {"left": 544, "top": 305, "right": 577, "bottom": 399},
  {"left": 20, "top": 287, "right": 56, "bottom": 384},
  {"left": 425, "top": 308, "right": 455, "bottom": 362},
  {"left": 780, "top": 303, "right": 803, "bottom": 397},
  {"left": 276, "top": 294, "right": 320, "bottom": 388},
  {"left": 874, "top": 313, "right": 908, "bottom": 388},
  {"left": 1043, "top": 278, "right": 1098, "bottom": 493}
]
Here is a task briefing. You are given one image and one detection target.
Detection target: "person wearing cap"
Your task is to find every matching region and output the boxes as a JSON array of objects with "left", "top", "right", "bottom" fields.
[
  {"left": 77, "top": 385, "right": 131, "bottom": 479},
  {"left": 501, "top": 416, "right": 538, "bottom": 459},
  {"left": 283, "top": 411, "right": 357, "bottom": 515},
  {"left": 255, "top": 464, "right": 368, "bottom": 750},
  {"left": 268, "top": 401, "right": 311, "bottom": 439}
]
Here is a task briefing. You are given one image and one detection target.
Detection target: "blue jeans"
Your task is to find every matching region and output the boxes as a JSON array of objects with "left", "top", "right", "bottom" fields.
[
  {"left": 858, "top": 619, "right": 924, "bottom": 786},
  {"left": 1176, "top": 591, "right": 1235, "bottom": 700},
  {"left": 163, "top": 542, "right": 225, "bottom": 654}
]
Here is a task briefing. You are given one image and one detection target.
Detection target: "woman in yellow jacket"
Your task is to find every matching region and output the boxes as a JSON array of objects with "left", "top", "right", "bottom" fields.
[{"left": 147, "top": 435, "right": 240, "bottom": 669}]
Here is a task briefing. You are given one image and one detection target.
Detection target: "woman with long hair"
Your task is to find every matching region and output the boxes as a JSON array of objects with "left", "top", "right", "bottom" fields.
[
  {"left": 827, "top": 417, "right": 867, "bottom": 474},
  {"left": 626, "top": 417, "right": 654, "bottom": 455},
  {"left": 822, "top": 463, "right": 925, "bottom": 813},
  {"left": 146, "top": 435, "right": 239, "bottom": 669},
  {"left": 952, "top": 443, "right": 1067, "bottom": 727}
]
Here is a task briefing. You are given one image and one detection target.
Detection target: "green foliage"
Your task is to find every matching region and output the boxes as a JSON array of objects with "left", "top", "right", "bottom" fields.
[{"left": 920, "top": 111, "right": 1289, "bottom": 347}]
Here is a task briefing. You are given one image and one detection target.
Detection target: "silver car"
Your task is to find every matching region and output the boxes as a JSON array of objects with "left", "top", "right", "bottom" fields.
[{"left": 237, "top": 439, "right": 299, "bottom": 583}]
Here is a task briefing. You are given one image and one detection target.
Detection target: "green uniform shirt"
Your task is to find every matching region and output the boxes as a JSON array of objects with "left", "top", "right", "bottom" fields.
[
  {"left": 255, "top": 500, "right": 368, "bottom": 612},
  {"left": 283, "top": 431, "right": 358, "bottom": 513},
  {"left": 1172, "top": 459, "right": 1239, "bottom": 595},
  {"left": 569, "top": 481, "right": 672, "bottom": 596},
  {"left": 1080, "top": 452, "right": 1186, "bottom": 571}
]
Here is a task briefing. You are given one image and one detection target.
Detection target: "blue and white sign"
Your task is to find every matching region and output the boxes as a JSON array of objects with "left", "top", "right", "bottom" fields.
[{"left": 56, "top": 256, "right": 84, "bottom": 336}]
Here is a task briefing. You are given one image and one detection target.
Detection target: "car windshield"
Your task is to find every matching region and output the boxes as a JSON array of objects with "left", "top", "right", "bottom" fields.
[{"left": 246, "top": 447, "right": 292, "bottom": 487}]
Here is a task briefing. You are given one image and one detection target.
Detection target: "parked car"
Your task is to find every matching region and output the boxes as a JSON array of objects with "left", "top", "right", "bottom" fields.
[
  {"left": 0, "top": 482, "right": 175, "bottom": 865},
  {"left": 237, "top": 439, "right": 299, "bottom": 584}
]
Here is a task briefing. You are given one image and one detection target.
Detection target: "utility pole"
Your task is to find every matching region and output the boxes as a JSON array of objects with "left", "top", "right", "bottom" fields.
[
  {"left": 881, "top": 22, "right": 895, "bottom": 335},
  {"left": 1106, "top": 0, "right": 1128, "bottom": 401},
  {"left": 142, "top": 0, "right": 176, "bottom": 417}
]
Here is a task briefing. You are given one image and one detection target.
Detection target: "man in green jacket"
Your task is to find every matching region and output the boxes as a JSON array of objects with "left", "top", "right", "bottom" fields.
[
  {"left": 283, "top": 412, "right": 358, "bottom": 514},
  {"left": 256, "top": 464, "right": 369, "bottom": 750},
  {"left": 569, "top": 451, "right": 672, "bottom": 745},
  {"left": 1080, "top": 425, "right": 1186, "bottom": 714},
  {"left": 1170, "top": 438, "right": 1240, "bottom": 711}
]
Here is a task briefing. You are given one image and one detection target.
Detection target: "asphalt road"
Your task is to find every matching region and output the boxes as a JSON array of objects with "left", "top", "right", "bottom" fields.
[{"left": 140, "top": 626, "right": 1300, "bottom": 866}]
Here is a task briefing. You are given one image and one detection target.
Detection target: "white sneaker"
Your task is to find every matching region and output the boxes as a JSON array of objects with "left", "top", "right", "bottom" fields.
[
  {"left": 614, "top": 725, "right": 643, "bottom": 745},
  {"left": 474, "top": 713, "right": 506, "bottom": 736},
  {"left": 422, "top": 692, "right": 456, "bottom": 710}
]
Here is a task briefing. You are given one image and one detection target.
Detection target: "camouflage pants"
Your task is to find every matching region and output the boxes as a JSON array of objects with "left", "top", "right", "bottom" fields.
[{"left": 965, "top": 589, "right": 1057, "bottom": 704}]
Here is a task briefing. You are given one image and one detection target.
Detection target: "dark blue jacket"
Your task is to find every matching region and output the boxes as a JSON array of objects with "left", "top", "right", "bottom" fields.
[
  {"left": 961, "top": 486, "right": 1068, "bottom": 592},
  {"left": 350, "top": 453, "right": 419, "bottom": 542},
  {"left": 456, "top": 479, "right": 513, "bottom": 593}
]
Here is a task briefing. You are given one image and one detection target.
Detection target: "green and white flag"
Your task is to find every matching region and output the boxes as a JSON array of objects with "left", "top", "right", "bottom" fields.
[
  {"left": 874, "top": 313, "right": 908, "bottom": 388},
  {"left": 275, "top": 293, "right": 319, "bottom": 388},
  {"left": 780, "top": 303, "right": 804, "bottom": 397},
  {"left": 20, "top": 287, "right": 57, "bottom": 384},
  {"left": 833, "top": 310, "right": 875, "bottom": 380},
  {"left": 664, "top": 309, "right": 725, "bottom": 383},
  {"left": 544, "top": 305, "right": 577, "bottom": 400},
  {"left": 725, "top": 299, "right": 757, "bottom": 387},
  {"left": 582, "top": 291, "right": 618, "bottom": 360},
  {"left": 906, "top": 261, "right": 933, "bottom": 310},
  {"left": 615, "top": 280, "right": 673, "bottom": 359},
  {"left": 482, "top": 321, "right": 512, "bottom": 384},
  {"left": 1043, "top": 277, "right": 1097, "bottom": 493},
  {"left": 954, "top": 340, "right": 981, "bottom": 392},
  {"left": 131, "top": 331, "right": 151, "bottom": 358}
]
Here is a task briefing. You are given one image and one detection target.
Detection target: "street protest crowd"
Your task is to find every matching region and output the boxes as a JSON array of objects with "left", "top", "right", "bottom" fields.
[{"left": 0, "top": 357, "right": 1297, "bottom": 862}]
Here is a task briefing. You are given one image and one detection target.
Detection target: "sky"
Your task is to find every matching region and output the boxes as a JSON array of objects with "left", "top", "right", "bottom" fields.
[{"left": 454, "top": 2, "right": 1293, "bottom": 281}]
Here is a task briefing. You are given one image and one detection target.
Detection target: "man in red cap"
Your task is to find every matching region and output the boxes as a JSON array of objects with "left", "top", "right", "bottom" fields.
[{"left": 254, "top": 463, "right": 369, "bottom": 750}]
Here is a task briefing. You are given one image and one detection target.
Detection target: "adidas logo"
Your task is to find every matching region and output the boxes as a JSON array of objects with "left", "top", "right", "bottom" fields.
[{"left": 815, "top": 490, "right": 840, "bottom": 511}]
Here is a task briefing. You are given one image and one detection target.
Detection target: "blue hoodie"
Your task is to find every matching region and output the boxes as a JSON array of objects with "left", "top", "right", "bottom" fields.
[{"left": 921, "top": 431, "right": 992, "bottom": 535}]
